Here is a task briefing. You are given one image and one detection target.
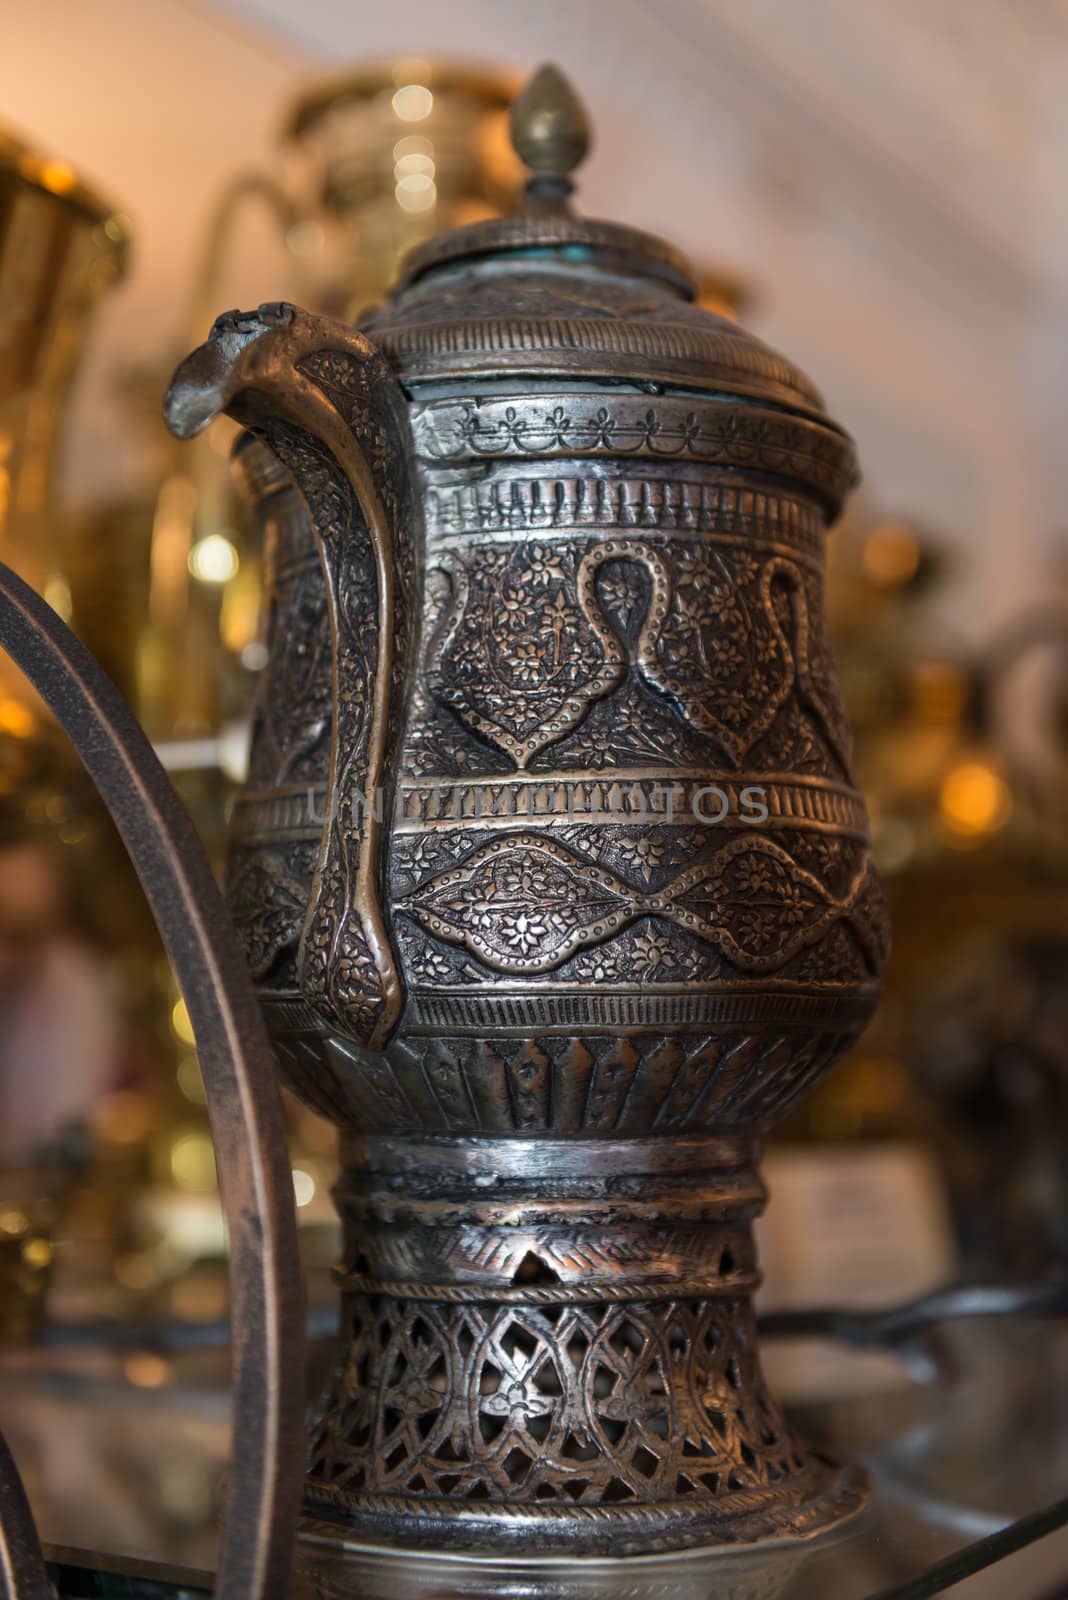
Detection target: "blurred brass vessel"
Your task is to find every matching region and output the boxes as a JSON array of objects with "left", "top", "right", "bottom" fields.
[
  {"left": 0, "top": 129, "right": 131, "bottom": 1342},
  {"left": 285, "top": 58, "right": 524, "bottom": 317},
  {"left": 0, "top": 128, "right": 127, "bottom": 714}
]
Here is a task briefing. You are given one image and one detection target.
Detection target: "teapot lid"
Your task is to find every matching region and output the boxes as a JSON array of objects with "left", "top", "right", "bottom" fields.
[
  {"left": 397, "top": 63, "right": 692, "bottom": 296},
  {"left": 370, "top": 65, "right": 832, "bottom": 424}
]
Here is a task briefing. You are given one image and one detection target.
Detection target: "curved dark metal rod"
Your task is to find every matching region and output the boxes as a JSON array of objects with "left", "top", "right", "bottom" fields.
[
  {"left": 0, "top": 563, "right": 304, "bottom": 1600},
  {"left": 0, "top": 1431, "right": 50, "bottom": 1600},
  {"left": 758, "top": 1279, "right": 1068, "bottom": 1347},
  {"left": 865, "top": 1491, "right": 1068, "bottom": 1600}
]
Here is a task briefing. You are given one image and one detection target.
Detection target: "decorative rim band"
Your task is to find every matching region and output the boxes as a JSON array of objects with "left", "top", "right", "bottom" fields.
[
  {"left": 302, "top": 1460, "right": 868, "bottom": 1534},
  {"left": 330, "top": 1270, "right": 762, "bottom": 1305}
]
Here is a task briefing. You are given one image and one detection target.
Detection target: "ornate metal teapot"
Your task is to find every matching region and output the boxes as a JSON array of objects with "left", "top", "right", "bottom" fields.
[{"left": 167, "top": 65, "right": 888, "bottom": 1558}]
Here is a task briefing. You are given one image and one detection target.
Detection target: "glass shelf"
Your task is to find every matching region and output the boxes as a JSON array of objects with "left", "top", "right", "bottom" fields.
[{"left": 8, "top": 1305, "right": 1068, "bottom": 1598}]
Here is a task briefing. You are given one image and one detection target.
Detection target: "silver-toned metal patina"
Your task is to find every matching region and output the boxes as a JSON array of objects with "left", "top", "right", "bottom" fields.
[{"left": 166, "top": 64, "right": 889, "bottom": 1556}]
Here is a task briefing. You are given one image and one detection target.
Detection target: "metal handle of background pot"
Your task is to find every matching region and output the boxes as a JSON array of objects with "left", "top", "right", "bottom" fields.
[{"left": 0, "top": 562, "right": 305, "bottom": 1600}]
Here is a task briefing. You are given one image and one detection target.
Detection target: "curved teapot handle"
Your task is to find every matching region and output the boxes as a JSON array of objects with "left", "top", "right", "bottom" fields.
[{"left": 166, "top": 303, "right": 419, "bottom": 1051}]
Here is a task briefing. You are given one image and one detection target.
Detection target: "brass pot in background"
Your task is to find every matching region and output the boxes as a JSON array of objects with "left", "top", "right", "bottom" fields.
[
  {"left": 0, "top": 128, "right": 128, "bottom": 709},
  {"left": 284, "top": 58, "right": 524, "bottom": 318},
  {"left": 0, "top": 129, "right": 144, "bottom": 1342}
]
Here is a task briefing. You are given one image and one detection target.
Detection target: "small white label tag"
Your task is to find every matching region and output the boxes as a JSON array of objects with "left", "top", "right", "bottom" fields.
[{"left": 756, "top": 1142, "right": 955, "bottom": 1399}]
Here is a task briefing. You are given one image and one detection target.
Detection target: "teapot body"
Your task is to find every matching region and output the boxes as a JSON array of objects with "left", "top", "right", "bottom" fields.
[{"left": 231, "top": 263, "right": 886, "bottom": 1144}]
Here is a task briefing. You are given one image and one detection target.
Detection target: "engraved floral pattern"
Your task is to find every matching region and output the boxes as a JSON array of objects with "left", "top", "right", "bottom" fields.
[
  {"left": 639, "top": 550, "right": 797, "bottom": 766},
  {"left": 408, "top": 836, "right": 630, "bottom": 972},
  {"left": 433, "top": 538, "right": 851, "bottom": 777},
  {"left": 566, "top": 923, "right": 713, "bottom": 986},
  {"left": 428, "top": 542, "right": 626, "bottom": 767},
  {"left": 247, "top": 557, "right": 332, "bottom": 788},
  {"left": 259, "top": 422, "right": 388, "bottom": 1042},
  {"left": 403, "top": 833, "right": 884, "bottom": 978},
  {"left": 226, "top": 843, "right": 318, "bottom": 979},
  {"left": 614, "top": 835, "right": 669, "bottom": 879}
]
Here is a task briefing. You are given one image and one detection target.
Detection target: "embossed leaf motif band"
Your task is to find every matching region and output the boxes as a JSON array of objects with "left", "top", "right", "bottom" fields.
[
  {"left": 429, "top": 536, "right": 849, "bottom": 773},
  {"left": 409, "top": 395, "right": 856, "bottom": 507},
  {"left": 402, "top": 833, "right": 883, "bottom": 977}
]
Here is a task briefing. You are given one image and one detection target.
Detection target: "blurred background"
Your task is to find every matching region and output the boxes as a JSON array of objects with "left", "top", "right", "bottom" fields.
[{"left": 2, "top": 0, "right": 1068, "bottom": 1585}]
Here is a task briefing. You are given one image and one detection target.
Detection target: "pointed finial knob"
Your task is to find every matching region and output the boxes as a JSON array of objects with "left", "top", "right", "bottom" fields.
[{"left": 510, "top": 63, "right": 591, "bottom": 205}]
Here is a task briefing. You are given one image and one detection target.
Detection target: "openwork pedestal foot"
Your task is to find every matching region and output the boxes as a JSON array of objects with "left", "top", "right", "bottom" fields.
[{"left": 303, "top": 1135, "right": 869, "bottom": 1556}]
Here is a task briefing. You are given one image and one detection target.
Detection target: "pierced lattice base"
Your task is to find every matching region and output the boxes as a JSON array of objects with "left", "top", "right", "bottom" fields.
[{"left": 305, "top": 1290, "right": 866, "bottom": 1555}]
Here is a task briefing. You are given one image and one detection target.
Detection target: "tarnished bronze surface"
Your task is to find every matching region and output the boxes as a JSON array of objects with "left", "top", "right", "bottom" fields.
[{"left": 166, "top": 64, "right": 888, "bottom": 1557}]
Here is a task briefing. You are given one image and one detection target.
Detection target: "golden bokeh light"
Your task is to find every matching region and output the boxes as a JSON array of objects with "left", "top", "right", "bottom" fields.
[
  {"left": 171, "top": 997, "right": 195, "bottom": 1045},
  {"left": 863, "top": 521, "right": 921, "bottom": 590},
  {"left": 392, "top": 84, "right": 434, "bottom": 122},
  {"left": 169, "top": 1131, "right": 217, "bottom": 1194},
  {"left": 43, "top": 575, "right": 73, "bottom": 621},
  {"left": 0, "top": 698, "right": 35, "bottom": 737},
  {"left": 188, "top": 532, "right": 239, "bottom": 585},
  {"left": 124, "top": 1353, "right": 170, "bottom": 1389},
  {"left": 37, "top": 159, "right": 77, "bottom": 195},
  {"left": 939, "top": 761, "right": 1012, "bottom": 839},
  {"left": 395, "top": 172, "right": 437, "bottom": 214},
  {"left": 20, "top": 1237, "right": 53, "bottom": 1270},
  {"left": 176, "top": 1054, "right": 206, "bottom": 1105}
]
